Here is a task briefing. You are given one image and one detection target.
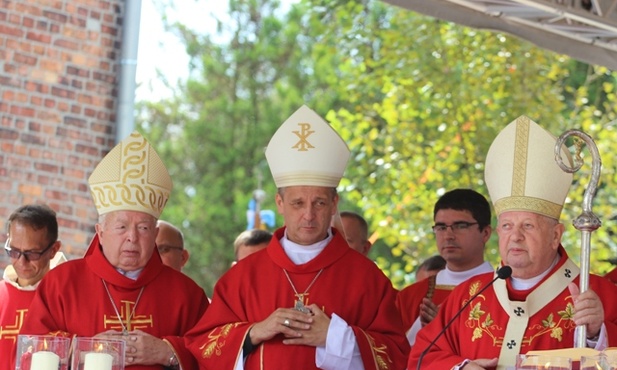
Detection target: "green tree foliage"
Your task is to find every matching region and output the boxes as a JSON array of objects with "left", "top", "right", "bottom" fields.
[
  {"left": 137, "top": 0, "right": 617, "bottom": 292},
  {"left": 299, "top": 0, "right": 617, "bottom": 288},
  {"left": 136, "top": 0, "right": 321, "bottom": 294}
]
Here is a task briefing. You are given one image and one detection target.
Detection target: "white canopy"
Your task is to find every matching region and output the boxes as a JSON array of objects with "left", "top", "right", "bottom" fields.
[{"left": 382, "top": 0, "right": 617, "bottom": 70}]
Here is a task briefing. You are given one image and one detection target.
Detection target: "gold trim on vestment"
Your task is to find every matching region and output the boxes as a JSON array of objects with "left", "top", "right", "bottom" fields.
[
  {"left": 494, "top": 259, "right": 579, "bottom": 369},
  {"left": 200, "top": 322, "right": 242, "bottom": 359},
  {"left": 435, "top": 284, "right": 457, "bottom": 291},
  {"left": 361, "top": 330, "right": 393, "bottom": 370}
]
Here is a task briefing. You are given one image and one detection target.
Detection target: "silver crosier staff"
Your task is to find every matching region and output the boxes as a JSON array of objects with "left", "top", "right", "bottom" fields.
[{"left": 554, "top": 129, "right": 602, "bottom": 348}]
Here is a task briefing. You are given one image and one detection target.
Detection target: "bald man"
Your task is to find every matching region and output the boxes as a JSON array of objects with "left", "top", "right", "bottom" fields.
[{"left": 156, "top": 220, "right": 189, "bottom": 271}]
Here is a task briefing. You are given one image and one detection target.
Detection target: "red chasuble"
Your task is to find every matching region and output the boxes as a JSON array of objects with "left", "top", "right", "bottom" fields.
[
  {"left": 185, "top": 227, "right": 410, "bottom": 370},
  {"left": 0, "top": 281, "right": 36, "bottom": 370},
  {"left": 605, "top": 267, "right": 617, "bottom": 285},
  {"left": 396, "top": 277, "right": 455, "bottom": 334},
  {"left": 20, "top": 235, "right": 210, "bottom": 370},
  {"left": 408, "top": 246, "right": 617, "bottom": 370}
]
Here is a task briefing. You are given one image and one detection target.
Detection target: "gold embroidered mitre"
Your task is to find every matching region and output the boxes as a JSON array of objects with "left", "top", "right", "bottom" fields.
[
  {"left": 88, "top": 131, "right": 172, "bottom": 218},
  {"left": 484, "top": 116, "right": 573, "bottom": 219},
  {"left": 265, "top": 105, "right": 350, "bottom": 187}
]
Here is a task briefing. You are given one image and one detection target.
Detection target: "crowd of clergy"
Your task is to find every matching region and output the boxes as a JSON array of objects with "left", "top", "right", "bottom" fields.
[{"left": 2, "top": 105, "right": 617, "bottom": 370}]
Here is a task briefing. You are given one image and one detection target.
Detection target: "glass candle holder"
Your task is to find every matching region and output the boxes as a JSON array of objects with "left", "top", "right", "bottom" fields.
[
  {"left": 516, "top": 354, "right": 572, "bottom": 370},
  {"left": 580, "top": 353, "right": 617, "bottom": 370},
  {"left": 15, "top": 335, "right": 71, "bottom": 370},
  {"left": 71, "top": 337, "right": 125, "bottom": 370}
]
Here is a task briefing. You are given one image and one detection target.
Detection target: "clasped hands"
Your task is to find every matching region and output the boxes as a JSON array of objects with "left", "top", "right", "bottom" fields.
[
  {"left": 95, "top": 329, "right": 172, "bottom": 366},
  {"left": 249, "top": 304, "right": 330, "bottom": 348}
]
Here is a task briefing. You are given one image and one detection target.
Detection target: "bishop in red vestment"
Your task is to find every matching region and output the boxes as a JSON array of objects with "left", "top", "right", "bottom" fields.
[
  {"left": 409, "top": 116, "right": 617, "bottom": 369},
  {"left": 21, "top": 131, "right": 210, "bottom": 369},
  {"left": 408, "top": 247, "right": 617, "bottom": 369},
  {"left": 21, "top": 235, "right": 209, "bottom": 369},
  {"left": 186, "top": 227, "right": 409, "bottom": 369},
  {"left": 185, "top": 105, "right": 409, "bottom": 369}
]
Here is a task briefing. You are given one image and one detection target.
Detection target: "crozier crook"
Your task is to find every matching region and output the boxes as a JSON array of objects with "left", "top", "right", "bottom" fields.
[{"left": 554, "top": 129, "right": 602, "bottom": 347}]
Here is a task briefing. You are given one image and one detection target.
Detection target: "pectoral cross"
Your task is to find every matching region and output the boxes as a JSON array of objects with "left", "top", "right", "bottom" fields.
[
  {"left": 294, "top": 294, "right": 311, "bottom": 314},
  {"left": 103, "top": 300, "right": 154, "bottom": 332}
]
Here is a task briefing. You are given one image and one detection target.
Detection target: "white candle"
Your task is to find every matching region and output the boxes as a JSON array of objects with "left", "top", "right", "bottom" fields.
[
  {"left": 31, "top": 351, "right": 60, "bottom": 370},
  {"left": 84, "top": 352, "right": 113, "bottom": 370}
]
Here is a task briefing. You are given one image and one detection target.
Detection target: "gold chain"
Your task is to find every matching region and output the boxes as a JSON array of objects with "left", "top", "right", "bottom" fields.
[{"left": 282, "top": 268, "right": 324, "bottom": 298}]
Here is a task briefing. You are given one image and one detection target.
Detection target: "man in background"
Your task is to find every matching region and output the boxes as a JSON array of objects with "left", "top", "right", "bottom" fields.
[
  {"left": 415, "top": 254, "right": 446, "bottom": 281},
  {"left": 396, "top": 189, "right": 494, "bottom": 346},
  {"left": 331, "top": 210, "right": 372, "bottom": 256},
  {"left": 0, "top": 204, "right": 64, "bottom": 370},
  {"left": 233, "top": 228, "right": 272, "bottom": 262},
  {"left": 156, "top": 220, "right": 189, "bottom": 272}
]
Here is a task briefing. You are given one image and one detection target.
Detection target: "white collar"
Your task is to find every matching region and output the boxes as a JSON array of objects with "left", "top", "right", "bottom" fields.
[
  {"left": 116, "top": 267, "right": 143, "bottom": 280},
  {"left": 281, "top": 228, "right": 333, "bottom": 265},
  {"left": 510, "top": 255, "right": 560, "bottom": 290},
  {"left": 436, "top": 261, "right": 494, "bottom": 285},
  {"left": 3, "top": 265, "right": 38, "bottom": 291}
]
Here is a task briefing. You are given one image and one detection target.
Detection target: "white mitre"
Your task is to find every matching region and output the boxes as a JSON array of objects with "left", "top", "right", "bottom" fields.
[
  {"left": 265, "top": 105, "right": 351, "bottom": 188},
  {"left": 485, "top": 115, "right": 573, "bottom": 220}
]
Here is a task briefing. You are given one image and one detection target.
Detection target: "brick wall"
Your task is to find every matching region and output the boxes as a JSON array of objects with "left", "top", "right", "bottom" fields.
[{"left": 0, "top": 0, "right": 123, "bottom": 269}]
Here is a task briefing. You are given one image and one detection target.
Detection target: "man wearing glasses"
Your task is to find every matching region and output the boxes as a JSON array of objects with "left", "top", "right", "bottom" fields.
[
  {"left": 0, "top": 204, "right": 64, "bottom": 370},
  {"left": 396, "top": 188, "right": 494, "bottom": 346},
  {"left": 156, "top": 220, "right": 188, "bottom": 272}
]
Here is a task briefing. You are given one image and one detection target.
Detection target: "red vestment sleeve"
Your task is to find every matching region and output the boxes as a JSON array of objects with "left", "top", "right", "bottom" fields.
[{"left": 605, "top": 268, "right": 617, "bottom": 285}]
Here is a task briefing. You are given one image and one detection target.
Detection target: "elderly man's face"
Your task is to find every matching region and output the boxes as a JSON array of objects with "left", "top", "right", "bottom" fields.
[
  {"left": 275, "top": 186, "right": 338, "bottom": 246},
  {"left": 96, "top": 210, "right": 158, "bottom": 271},
  {"left": 497, "top": 211, "right": 563, "bottom": 279}
]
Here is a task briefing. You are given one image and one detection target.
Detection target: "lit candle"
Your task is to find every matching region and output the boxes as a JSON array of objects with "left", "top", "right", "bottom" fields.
[
  {"left": 84, "top": 352, "right": 113, "bottom": 370},
  {"left": 31, "top": 351, "right": 60, "bottom": 370}
]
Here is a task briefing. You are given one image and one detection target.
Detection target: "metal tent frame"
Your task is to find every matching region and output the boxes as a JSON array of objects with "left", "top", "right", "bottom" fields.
[{"left": 382, "top": 0, "right": 617, "bottom": 69}]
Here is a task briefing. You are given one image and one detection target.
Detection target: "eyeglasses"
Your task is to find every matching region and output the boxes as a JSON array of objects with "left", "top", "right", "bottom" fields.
[
  {"left": 4, "top": 239, "right": 56, "bottom": 261},
  {"left": 157, "top": 245, "right": 184, "bottom": 254},
  {"left": 432, "top": 222, "right": 479, "bottom": 234}
]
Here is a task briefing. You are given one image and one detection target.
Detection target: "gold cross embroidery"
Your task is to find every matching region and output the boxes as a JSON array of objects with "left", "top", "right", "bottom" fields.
[
  {"left": 0, "top": 309, "right": 27, "bottom": 343},
  {"left": 103, "top": 300, "right": 153, "bottom": 331}
]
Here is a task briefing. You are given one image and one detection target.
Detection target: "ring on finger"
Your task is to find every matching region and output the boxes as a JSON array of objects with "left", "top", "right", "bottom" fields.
[{"left": 283, "top": 318, "right": 291, "bottom": 327}]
